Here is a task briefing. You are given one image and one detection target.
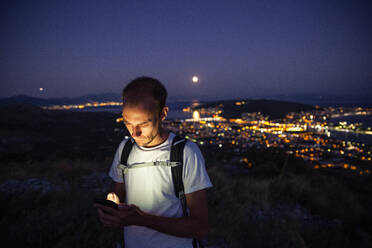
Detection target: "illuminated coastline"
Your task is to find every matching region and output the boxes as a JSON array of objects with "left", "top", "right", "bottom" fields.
[
  {"left": 166, "top": 103, "right": 372, "bottom": 176},
  {"left": 44, "top": 100, "right": 372, "bottom": 175},
  {"left": 42, "top": 101, "right": 122, "bottom": 110}
]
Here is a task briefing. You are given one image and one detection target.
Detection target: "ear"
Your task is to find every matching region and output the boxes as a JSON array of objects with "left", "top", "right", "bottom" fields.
[{"left": 160, "top": 106, "right": 168, "bottom": 121}]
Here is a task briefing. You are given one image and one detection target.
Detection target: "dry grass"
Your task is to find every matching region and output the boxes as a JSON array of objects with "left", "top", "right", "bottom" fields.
[
  {"left": 1, "top": 156, "right": 371, "bottom": 247},
  {"left": 206, "top": 161, "right": 372, "bottom": 248},
  {"left": 1, "top": 187, "right": 122, "bottom": 248},
  {"left": 0, "top": 157, "right": 113, "bottom": 184}
]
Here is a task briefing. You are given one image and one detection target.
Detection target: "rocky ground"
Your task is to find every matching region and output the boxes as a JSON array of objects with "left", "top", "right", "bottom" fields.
[{"left": 0, "top": 172, "right": 112, "bottom": 194}]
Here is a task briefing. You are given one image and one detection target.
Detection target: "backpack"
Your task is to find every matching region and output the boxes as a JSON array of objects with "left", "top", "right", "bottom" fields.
[{"left": 118, "top": 135, "right": 204, "bottom": 248}]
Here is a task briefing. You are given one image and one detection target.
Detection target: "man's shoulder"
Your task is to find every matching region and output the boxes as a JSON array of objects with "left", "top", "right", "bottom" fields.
[
  {"left": 183, "top": 138, "right": 198, "bottom": 149},
  {"left": 180, "top": 138, "right": 203, "bottom": 159}
]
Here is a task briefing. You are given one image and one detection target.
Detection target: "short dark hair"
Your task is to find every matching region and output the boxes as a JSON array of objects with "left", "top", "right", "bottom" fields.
[{"left": 122, "top": 76, "right": 168, "bottom": 113}]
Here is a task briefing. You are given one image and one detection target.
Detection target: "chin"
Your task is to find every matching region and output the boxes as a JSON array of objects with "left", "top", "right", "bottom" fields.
[{"left": 134, "top": 139, "right": 148, "bottom": 145}]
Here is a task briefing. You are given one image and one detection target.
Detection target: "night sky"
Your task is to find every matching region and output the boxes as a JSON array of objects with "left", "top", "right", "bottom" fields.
[{"left": 1, "top": 0, "right": 371, "bottom": 100}]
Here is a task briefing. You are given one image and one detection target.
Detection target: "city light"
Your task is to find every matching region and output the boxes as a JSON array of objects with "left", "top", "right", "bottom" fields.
[
  {"left": 42, "top": 101, "right": 122, "bottom": 110},
  {"left": 44, "top": 100, "right": 372, "bottom": 176},
  {"left": 193, "top": 110, "right": 200, "bottom": 120},
  {"left": 164, "top": 104, "right": 371, "bottom": 176}
]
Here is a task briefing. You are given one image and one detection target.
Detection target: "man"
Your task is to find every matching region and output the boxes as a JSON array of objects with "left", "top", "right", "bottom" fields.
[{"left": 94, "top": 76, "right": 213, "bottom": 248}]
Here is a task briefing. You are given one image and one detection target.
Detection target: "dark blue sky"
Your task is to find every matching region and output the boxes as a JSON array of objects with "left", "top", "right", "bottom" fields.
[{"left": 1, "top": 0, "right": 371, "bottom": 100}]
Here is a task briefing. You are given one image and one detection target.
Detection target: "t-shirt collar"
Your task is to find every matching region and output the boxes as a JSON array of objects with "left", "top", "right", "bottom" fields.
[{"left": 136, "top": 132, "right": 175, "bottom": 151}]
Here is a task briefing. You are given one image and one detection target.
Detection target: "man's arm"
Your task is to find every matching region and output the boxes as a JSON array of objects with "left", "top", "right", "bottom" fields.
[{"left": 95, "top": 188, "right": 209, "bottom": 240}]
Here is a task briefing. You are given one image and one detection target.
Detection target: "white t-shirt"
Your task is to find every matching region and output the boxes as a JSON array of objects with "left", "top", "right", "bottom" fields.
[{"left": 108, "top": 132, "right": 213, "bottom": 248}]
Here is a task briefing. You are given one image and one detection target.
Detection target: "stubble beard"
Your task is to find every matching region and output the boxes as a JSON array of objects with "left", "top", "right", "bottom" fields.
[
  {"left": 137, "top": 127, "right": 162, "bottom": 147},
  {"left": 142, "top": 131, "right": 158, "bottom": 146}
]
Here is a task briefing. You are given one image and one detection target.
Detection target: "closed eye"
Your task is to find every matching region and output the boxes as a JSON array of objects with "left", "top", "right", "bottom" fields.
[{"left": 124, "top": 122, "right": 149, "bottom": 127}]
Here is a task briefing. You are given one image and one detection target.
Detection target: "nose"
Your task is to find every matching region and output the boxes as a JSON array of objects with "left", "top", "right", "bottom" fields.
[{"left": 131, "top": 126, "right": 142, "bottom": 137}]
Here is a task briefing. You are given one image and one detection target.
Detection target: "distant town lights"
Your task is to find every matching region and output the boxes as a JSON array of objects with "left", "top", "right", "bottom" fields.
[{"left": 193, "top": 110, "right": 200, "bottom": 120}]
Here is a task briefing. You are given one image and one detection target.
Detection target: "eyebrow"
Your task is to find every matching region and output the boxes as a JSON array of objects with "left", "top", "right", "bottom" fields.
[{"left": 123, "top": 117, "right": 151, "bottom": 125}]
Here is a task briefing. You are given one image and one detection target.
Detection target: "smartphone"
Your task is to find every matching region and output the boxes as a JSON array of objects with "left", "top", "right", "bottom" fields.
[{"left": 94, "top": 198, "right": 118, "bottom": 209}]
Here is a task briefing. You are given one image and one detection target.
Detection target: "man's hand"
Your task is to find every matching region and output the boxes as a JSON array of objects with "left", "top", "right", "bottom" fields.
[
  {"left": 94, "top": 189, "right": 209, "bottom": 240},
  {"left": 94, "top": 203, "right": 144, "bottom": 228}
]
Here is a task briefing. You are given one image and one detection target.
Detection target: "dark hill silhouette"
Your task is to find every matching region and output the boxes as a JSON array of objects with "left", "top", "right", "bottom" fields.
[
  {"left": 0, "top": 103, "right": 123, "bottom": 161},
  {"left": 195, "top": 99, "right": 316, "bottom": 119},
  {"left": 0, "top": 93, "right": 121, "bottom": 106}
]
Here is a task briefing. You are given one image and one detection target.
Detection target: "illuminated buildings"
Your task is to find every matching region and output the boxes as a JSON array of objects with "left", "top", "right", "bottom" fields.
[
  {"left": 42, "top": 101, "right": 122, "bottom": 110},
  {"left": 165, "top": 105, "right": 372, "bottom": 176}
]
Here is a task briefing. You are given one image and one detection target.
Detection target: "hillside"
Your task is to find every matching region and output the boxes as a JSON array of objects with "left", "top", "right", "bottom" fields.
[
  {"left": 0, "top": 104, "right": 125, "bottom": 162},
  {"left": 0, "top": 104, "right": 371, "bottom": 248}
]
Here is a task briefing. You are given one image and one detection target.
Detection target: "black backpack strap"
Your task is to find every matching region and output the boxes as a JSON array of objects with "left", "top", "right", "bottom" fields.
[
  {"left": 170, "top": 136, "right": 187, "bottom": 215},
  {"left": 120, "top": 138, "right": 135, "bottom": 180},
  {"left": 170, "top": 136, "right": 204, "bottom": 248},
  {"left": 193, "top": 239, "right": 204, "bottom": 248}
]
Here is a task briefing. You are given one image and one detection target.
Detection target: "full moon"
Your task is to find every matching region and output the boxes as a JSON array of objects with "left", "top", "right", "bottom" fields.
[{"left": 192, "top": 76, "right": 199, "bottom": 83}]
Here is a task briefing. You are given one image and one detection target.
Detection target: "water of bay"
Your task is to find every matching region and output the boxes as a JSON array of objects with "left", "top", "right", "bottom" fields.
[{"left": 329, "top": 114, "right": 372, "bottom": 146}]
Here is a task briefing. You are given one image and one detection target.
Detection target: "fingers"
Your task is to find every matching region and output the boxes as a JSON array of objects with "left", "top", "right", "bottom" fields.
[
  {"left": 94, "top": 202, "right": 141, "bottom": 227},
  {"left": 96, "top": 207, "right": 123, "bottom": 228},
  {"left": 118, "top": 203, "right": 131, "bottom": 210},
  {"left": 94, "top": 203, "right": 117, "bottom": 215}
]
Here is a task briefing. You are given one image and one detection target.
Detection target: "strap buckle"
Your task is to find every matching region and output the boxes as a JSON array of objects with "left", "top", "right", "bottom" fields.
[
  {"left": 178, "top": 190, "right": 185, "bottom": 200},
  {"left": 117, "top": 163, "right": 129, "bottom": 174}
]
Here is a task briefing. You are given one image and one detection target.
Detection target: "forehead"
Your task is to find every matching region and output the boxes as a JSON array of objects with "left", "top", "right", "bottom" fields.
[
  {"left": 122, "top": 102, "right": 156, "bottom": 122},
  {"left": 123, "top": 95, "right": 158, "bottom": 111}
]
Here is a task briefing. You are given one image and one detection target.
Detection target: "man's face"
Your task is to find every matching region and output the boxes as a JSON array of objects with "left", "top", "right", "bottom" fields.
[{"left": 122, "top": 100, "right": 165, "bottom": 147}]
